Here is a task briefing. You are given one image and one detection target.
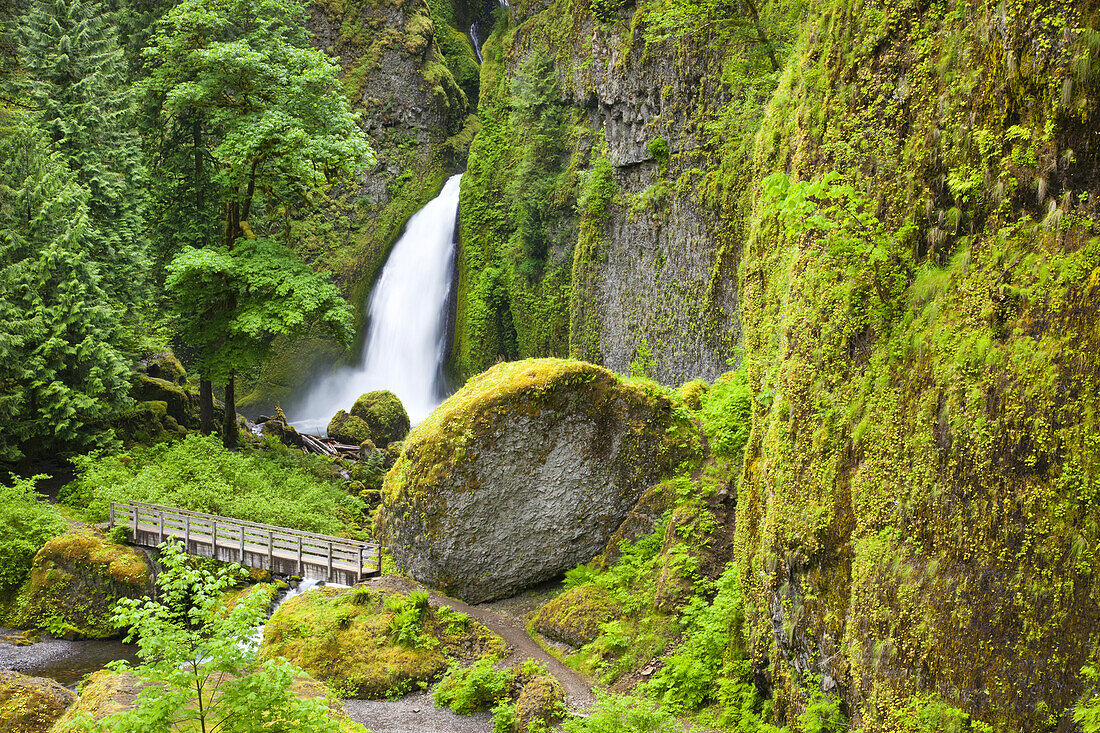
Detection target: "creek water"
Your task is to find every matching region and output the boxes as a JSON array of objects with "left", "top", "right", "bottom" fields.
[
  {"left": 0, "top": 579, "right": 331, "bottom": 691},
  {"left": 289, "top": 174, "right": 463, "bottom": 433}
]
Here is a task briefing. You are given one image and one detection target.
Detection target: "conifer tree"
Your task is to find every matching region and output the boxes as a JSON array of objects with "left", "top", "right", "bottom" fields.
[
  {"left": 18, "top": 0, "right": 149, "bottom": 322},
  {"left": 0, "top": 117, "right": 131, "bottom": 462}
]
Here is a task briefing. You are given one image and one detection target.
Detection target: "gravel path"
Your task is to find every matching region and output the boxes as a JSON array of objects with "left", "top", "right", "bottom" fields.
[{"left": 342, "top": 692, "right": 495, "bottom": 733}]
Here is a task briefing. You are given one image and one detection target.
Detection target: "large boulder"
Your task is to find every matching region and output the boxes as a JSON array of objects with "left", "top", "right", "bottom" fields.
[
  {"left": 132, "top": 375, "right": 197, "bottom": 429},
  {"left": 0, "top": 670, "right": 75, "bottom": 733},
  {"left": 375, "top": 358, "right": 700, "bottom": 602},
  {"left": 350, "top": 390, "right": 410, "bottom": 447},
  {"left": 0, "top": 528, "right": 152, "bottom": 639},
  {"left": 138, "top": 352, "right": 187, "bottom": 385}
]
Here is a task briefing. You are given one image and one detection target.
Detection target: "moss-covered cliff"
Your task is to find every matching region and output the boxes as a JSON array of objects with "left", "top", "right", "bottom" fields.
[
  {"left": 452, "top": 0, "right": 747, "bottom": 383},
  {"left": 733, "top": 0, "right": 1100, "bottom": 728},
  {"left": 456, "top": 0, "right": 1099, "bottom": 730}
]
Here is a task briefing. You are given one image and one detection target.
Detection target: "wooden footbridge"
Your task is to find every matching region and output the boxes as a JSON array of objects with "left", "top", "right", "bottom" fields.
[{"left": 110, "top": 501, "right": 382, "bottom": 585}]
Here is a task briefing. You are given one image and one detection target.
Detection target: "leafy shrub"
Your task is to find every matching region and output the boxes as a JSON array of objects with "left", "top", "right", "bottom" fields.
[
  {"left": 562, "top": 693, "right": 679, "bottom": 733},
  {"left": 62, "top": 434, "right": 363, "bottom": 534},
  {"left": 492, "top": 699, "right": 516, "bottom": 733},
  {"left": 0, "top": 475, "right": 66, "bottom": 592},
  {"left": 700, "top": 369, "right": 752, "bottom": 458},
  {"left": 643, "top": 562, "right": 782, "bottom": 730},
  {"left": 433, "top": 657, "right": 513, "bottom": 714},
  {"left": 1076, "top": 666, "right": 1100, "bottom": 733},
  {"left": 798, "top": 681, "right": 847, "bottom": 733},
  {"left": 386, "top": 590, "right": 431, "bottom": 648}
]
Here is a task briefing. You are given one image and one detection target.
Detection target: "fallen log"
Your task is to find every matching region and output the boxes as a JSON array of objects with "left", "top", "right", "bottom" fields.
[{"left": 300, "top": 433, "right": 337, "bottom": 457}]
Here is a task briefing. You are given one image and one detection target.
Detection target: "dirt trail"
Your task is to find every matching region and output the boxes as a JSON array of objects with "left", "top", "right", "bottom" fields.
[
  {"left": 373, "top": 576, "right": 596, "bottom": 712},
  {"left": 339, "top": 576, "right": 594, "bottom": 732}
]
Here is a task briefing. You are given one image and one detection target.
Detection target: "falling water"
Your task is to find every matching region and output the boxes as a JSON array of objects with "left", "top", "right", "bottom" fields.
[
  {"left": 469, "top": 23, "right": 484, "bottom": 64},
  {"left": 290, "top": 175, "right": 462, "bottom": 433}
]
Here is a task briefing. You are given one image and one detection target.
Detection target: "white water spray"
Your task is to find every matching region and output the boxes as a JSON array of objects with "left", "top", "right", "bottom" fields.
[
  {"left": 290, "top": 175, "right": 462, "bottom": 433},
  {"left": 250, "top": 579, "right": 325, "bottom": 648}
]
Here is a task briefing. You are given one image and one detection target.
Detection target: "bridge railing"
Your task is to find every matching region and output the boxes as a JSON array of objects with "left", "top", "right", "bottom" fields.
[{"left": 109, "top": 500, "right": 382, "bottom": 583}]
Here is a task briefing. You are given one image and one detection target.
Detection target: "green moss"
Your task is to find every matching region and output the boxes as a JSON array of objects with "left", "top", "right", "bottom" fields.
[
  {"left": 327, "top": 410, "right": 373, "bottom": 445},
  {"left": 532, "top": 585, "right": 620, "bottom": 648},
  {"left": 1, "top": 528, "right": 150, "bottom": 639},
  {"left": 50, "top": 669, "right": 367, "bottom": 732},
  {"left": 0, "top": 671, "right": 74, "bottom": 733},
  {"left": 350, "top": 390, "right": 411, "bottom": 446},
  {"left": 260, "top": 586, "right": 505, "bottom": 699}
]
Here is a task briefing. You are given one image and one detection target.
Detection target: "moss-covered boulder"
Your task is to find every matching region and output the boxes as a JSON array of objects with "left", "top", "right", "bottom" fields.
[
  {"left": 261, "top": 419, "right": 304, "bottom": 448},
  {"left": 327, "top": 410, "right": 371, "bottom": 445},
  {"left": 116, "top": 400, "right": 187, "bottom": 445},
  {"left": 0, "top": 528, "right": 151, "bottom": 639},
  {"left": 138, "top": 352, "right": 186, "bottom": 385},
  {"left": 532, "top": 585, "right": 621, "bottom": 648},
  {"left": 350, "top": 390, "right": 410, "bottom": 447},
  {"left": 0, "top": 670, "right": 75, "bottom": 733},
  {"left": 132, "top": 375, "right": 197, "bottom": 429},
  {"left": 512, "top": 672, "right": 566, "bottom": 733},
  {"left": 376, "top": 358, "right": 700, "bottom": 602},
  {"left": 260, "top": 585, "right": 504, "bottom": 699}
]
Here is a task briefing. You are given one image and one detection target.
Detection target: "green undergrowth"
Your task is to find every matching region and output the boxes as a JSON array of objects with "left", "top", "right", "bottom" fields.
[
  {"left": 0, "top": 474, "right": 67, "bottom": 594},
  {"left": 61, "top": 434, "right": 365, "bottom": 536},
  {"left": 260, "top": 586, "right": 505, "bottom": 699},
  {"left": 434, "top": 657, "right": 566, "bottom": 733}
]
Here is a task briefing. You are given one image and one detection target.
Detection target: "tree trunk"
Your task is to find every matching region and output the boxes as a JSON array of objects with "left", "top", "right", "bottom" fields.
[
  {"left": 222, "top": 373, "right": 237, "bottom": 450},
  {"left": 199, "top": 379, "right": 214, "bottom": 434}
]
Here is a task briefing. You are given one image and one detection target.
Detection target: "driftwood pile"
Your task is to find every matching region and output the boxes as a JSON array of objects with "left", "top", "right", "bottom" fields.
[{"left": 299, "top": 433, "right": 361, "bottom": 460}]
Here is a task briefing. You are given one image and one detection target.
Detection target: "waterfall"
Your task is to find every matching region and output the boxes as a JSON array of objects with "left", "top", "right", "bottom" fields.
[
  {"left": 290, "top": 174, "right": 462, "bottom": 433},
  {"left": 469, "top": 22, "right": 483, "bottom": 64}
]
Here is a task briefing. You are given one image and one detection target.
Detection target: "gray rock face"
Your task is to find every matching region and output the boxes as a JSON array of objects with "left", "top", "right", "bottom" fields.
[
  {"left": 376, "top": 359, "right": 699, "bottom": 603},
  {"left": 565, "top": 26, "right": 740, "bottom": 384}
]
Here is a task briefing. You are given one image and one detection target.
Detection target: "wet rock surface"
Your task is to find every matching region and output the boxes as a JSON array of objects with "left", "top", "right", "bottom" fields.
[{"left": 377, "top": 359, "right": 698, "bottom": 603}]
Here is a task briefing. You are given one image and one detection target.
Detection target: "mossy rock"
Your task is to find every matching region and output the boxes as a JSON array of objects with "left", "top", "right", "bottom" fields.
[
  {"left": 132, "top": 375, "right": 197, "bottom": 429},
  {"left": 138, "top": 352, "right": 186, "bottom": 385},
  {"left": 327, "top": 410, "right": 372, "bottom": 445},
  {"left": 381, "top": 440, "right": 403, "bottom": 470},
  {"left": 512, "top": 672, "right": 566, "bottom": 733},
  {"left": 674, "top": 379, "right": 709, "bottom": 412},
  {"left": 350, "top": 390, "right": 411, "bottom": 447},
  {"left": 0, "top": 670, "right": 75, "bottom": 733},
  {"left": 261, "top": 420, "right": 304, "bottom": 448},
  {"left": 532, "top": 585, "right": 621, "bottom": 648},
  {"left": 1, "top": 528, "right": 151, "bottom": 639},
  {"left": 260, "top": 585, "right": 505, "bottom": 699},
  {"left": 117, "top": 400, "right": 187, "bottom": 445},
  {"left": 376, "top": 358, "right": 701, "bottom": 602}
]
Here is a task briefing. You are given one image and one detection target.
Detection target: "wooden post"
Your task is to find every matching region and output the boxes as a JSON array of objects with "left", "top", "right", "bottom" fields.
[
  {"left": 132, "top": 506, "right": 137, "bottom": 537},
  {"left": 239, "top": 525, "right": 245, "bottom": 563},
  {"left": 185, "top": 517, "right": 191, "bottom": 551},
  {"left": 109, "top": 504, "right": 114, "bottom": 527},
  {"left": 267, "top": 531, "right": 274, "bottom": 571},
  {"left": 211, "top": 520, "right": 217, "bottom": 559},
  {"left": 327, "top": 541, "right": 333, "bottom": 582},
  {"left": 297, "top": 536, "right": 303, "bottom": 576},
  {"left": 158, "top": 510, "right": 165, "bottom": 544},
  {"left": 377, "top": 542, "right": 383, "bottom": 575}
]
